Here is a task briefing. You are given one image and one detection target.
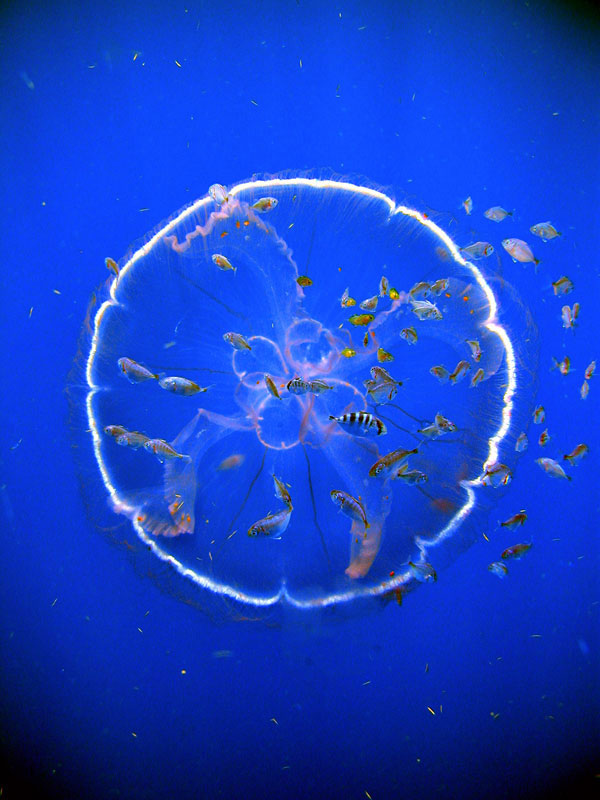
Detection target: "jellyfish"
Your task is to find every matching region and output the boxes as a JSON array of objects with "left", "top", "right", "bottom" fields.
[{"left": 72, "top": 174, "right": 537, "bottom": 620}]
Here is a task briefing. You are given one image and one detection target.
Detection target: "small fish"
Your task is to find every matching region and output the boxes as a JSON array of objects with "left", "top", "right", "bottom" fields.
[
  {"left": 209, "top": 183, "right": 229, "bottom": 205},
  {"left": 552, "top": 356, "right": 571, "bottom": 375},
  {"left": 104, "top": 424, "right": 128, "bottom": 438},
  {"left": 484, "top": 206, "right": 512, "bottom": 222},
  {"left": 488, "top": 561, "right": 508, "bottom": 578},
  {"left": 411, "top": 299, "right": 442, "bottom": 321},
  {"left": 329, "top": 411, "right": 387, "bottom": 437},
  {"left": 370, "top": 366, "right": 398, "bottom": 383},
  {"left": 515, "top": 432, "right": 528, "bottom": 452},
  {"left": 143, "top": 438, "right": 190, "bottom": 463},
  {"left": 348, "top": 313, "right": 374, "bottom": 326},
  {"left": 212, "top": 253, "right": 236, "bottom": 273},
  {"left": 158, "top": 376, "right": 208, "bottom": 396},
  {"left": 434, "top": 413, "right": 457, "bottom": 432},
  {"left": 409, "top": 281, "right": 431, "bottom": 299},
  {"left": 502, "top": 238, "right": 540, "bottom": 266},
  {"left": 251, "top": 197, "right": 278, "bottom": 213},
  {"left": 395, "top": 468, "right": 428, "bottom": 484},
  {"left": 287, "top": 377, "right": 310, "bottom": 395},
  {"left": 563, "top": 443, "right": 588, "bottom": 466},
  {"left": 105, "top": 256, "right": 119, "bottom": 277},
  {"left": 460, "top": 242, "right": 494, "bottom": 259},
  {"left": 388, "top": 287, "right": 400, "bottom": 300},
  {"left": 500, "top": 510, "right": 527, "bottom": 530},
  {"left": 296, "top": 275, "right": 313, "bottom": 287},
  {"left": 368, "top": 447, "right": 418, "bottom": 478},
  {"left": 533, "top": 405, "right": 545, "bottom": 424},
  {"left": 551, "top": 276, "right": 573, "bottom": 296},
  {"left": 360, "top": 295, "right": 378, "bottom": 311},
  {"left": 377, "top": 347, "right": 394, "bottom": 362},
  {"left": 216, "top": 453, "right": 245, "bottom": 471},
  {"left": 364, "top": 379, "right": 398, "bottom": 404},
  {"left": 264, "top": 373, "right": 281, "bottom": 399},
  {"left": 482, "top": 463, "right": 512, "bottom": 488},
  {"left": 400, "top": 327, "right": 418, "bottom": 345},
  {"left": 466, "top": 340, "right": 482, "bottom": 362},
  {"left": 408, "top": 561, "right": 437, "bottom": 582},
  {"left": 379, "top": 276, "right": 389, "bottom": 297},
  {"left": 535, "top": 457, "right": 571, "bottom": 480},
  {"left": 116, "top": 431, "right": 150, "bottom": 449},
  {"left": 470, "top": 367, "right": 485, "bottom": 387},
  {"left": 418, "top": 423, "right": 443, "bottom": 439},
  {"left": 430, "top": 278, "right": 449, "bottom": 295},
  {"left": 501, "top": 542, "right": 532, "bottom": 561},
  {"left": 247, "top": 507, "right": 291, "bottom": 538},
  {"left": 273, "top": 475, "right": 293, "bottom": 508},
  {"left": 580, "top": 380, "right": 589, "bottom": 399},
  {"left": 223, "top": 332, "right": 252, "bottom": 351},
  {"left": 530, "top": 221, "right": 561, "bottom": 241},
  {"left": 340, "top": 287, "right": 356, "bottom": 308},
  {"left": 584, "top": 361, "right": 596, "bottom": 380},
  {"left": 330, "top": 490, "right": 369, "bottom": 528},
  {"left": 117, "top": 357, "right": 158, "bottom": 383},
  {"left": 340, "top": 347, "right": 356, "bottom": 358},
  {"left": 561, "top": 303, "right": 579, "bottom": 330},
  {"left": 307, "top": 379, "right": 334, "bottom": 394},
  {"left": 363, "top": 331, "right": 369, "bottom": 347},
  {"left": 462, "top": 196, "right": 473, "bottom": 215},
  {"left": 449, "top": 360, "right": 471, "bottom": 384},
  {"left": 430, "top": 365, "right": 449, "bottom": 383}
]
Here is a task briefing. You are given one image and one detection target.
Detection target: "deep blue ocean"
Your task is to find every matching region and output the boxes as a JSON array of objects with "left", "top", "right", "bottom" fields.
[{"left": 1, "top": 1, "right": 598, "bottom": 798}]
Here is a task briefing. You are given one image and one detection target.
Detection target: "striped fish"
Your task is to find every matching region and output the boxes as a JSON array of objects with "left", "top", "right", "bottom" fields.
[{"left": 328, "top": 411, "right": 387, "bottom": 437}]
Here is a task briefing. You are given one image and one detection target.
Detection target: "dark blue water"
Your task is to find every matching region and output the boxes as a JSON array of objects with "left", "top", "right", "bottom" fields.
[{"left": 1, "top": 1, "right": 598, "bottom": 798}]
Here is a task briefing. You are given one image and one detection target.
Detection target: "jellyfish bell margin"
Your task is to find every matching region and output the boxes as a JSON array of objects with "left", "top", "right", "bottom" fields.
[{"left": 69, "top": 173, "right": 538, "bottom": 623}]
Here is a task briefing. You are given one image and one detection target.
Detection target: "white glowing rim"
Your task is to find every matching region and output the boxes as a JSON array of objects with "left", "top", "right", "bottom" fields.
[{"left": 85, "top": 178, "right": 517, "bottom": 611}]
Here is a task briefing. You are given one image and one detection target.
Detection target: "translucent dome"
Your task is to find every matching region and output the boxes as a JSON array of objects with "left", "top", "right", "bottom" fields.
[{"left": 75, "top": 174, "right": 536, "bottom": 620}]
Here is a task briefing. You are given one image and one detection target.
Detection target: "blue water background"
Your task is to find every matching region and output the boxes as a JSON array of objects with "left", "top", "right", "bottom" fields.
[{"left": 1, "top": 1, "right": 598, "bottom": 798}]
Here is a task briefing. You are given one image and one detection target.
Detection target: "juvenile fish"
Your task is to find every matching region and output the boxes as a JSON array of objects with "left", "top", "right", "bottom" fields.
[
  {"left": 501, "top": 542, "right": 532, "bottom": 560},
  {"left": 488, "top": 561, "right": 508, "bottom": 578},
  {"left": 223, "top": 332, "right": 252, "bottom": 351},
  {"left": 408, "top": 561, "right": 437, "bottom": 582},
  {"left": 368, "top": 447, "right": 418, "bottom": 478},
  {"left": 400, "top": 327, "right": 418, "bottom": 345},
  {"left": 500, "top": 510, "right": 527, "bottom": 530},
  {"left": 348, "top": 313, "right": 374, "bottom": 326},
  {"left": 116, "top": 431, "right": 150, "bottom": 449},
  {"left": 430, "top": 365, "right": 449, "bottom": 383},
  {"left": 264, "top": 373, "right": 281, "bottom": 399},
  {"left": 460, "top": 242, "right": 494, "bottom": 259},
  {"left": 551, "top": 276, "right": 573, "bottom": 295},
  {"left": 530, "top": 221, "right": 561, "bottom": 241},
  {"left": 535, "top": 457, "right": 571, "bottom": 480},
  {"left": 330, "top": 490, "right": 369, "bottom": 528},
  {"left": 143, "top": 438, "right": 191, "bottom": 463},
  {"left": 563, "top": 443, "right": 588, "bottom": 466},
  {"left": 212, "top": 254, "right": 236, "bottom": 273},
  {"left": 430, "top": 278, "right": 449, "bottom": 295},
  {"left": 340, "top": 287, "right": 356, "bottom": 308},
  {"left": 482, "top": 463, "right": 512, "bottom": 487},
  {"left": 409, "top": 281, "right": 431, "bottom": 299},
  {"left": 159, "top": 376, "right": 209, "bottom": 396},
  {"left": 329, "top": 411, "right": 387, "bottom": 437},
  {"left": 449, "top": 360, "right": 471, "bottom": 384},
  {"left": 247, "top": 507, "right": 291, "bottom": 538},
  {"left": 502, "top": 238, "right": 540, "bottom": 266},
  {"left": 118, "top": 357, "right": 158, "bottom": 383},
  {"left": 209, "top": 183, "right": 229, "bottom": 205},
  {"left": 411, "top": 299, "right": 442, "bottom": 321},
  {"left": 484, "top": 206, "right": 512, "bottom": 222},
  {"left": 515, "top": 432, "right": 528, "bottom": 452},
  {"left": 360, "top": 295, "right": 378, "bottom": 311},
  {"left": 251, "top": 197, "right": 278, "bottom": 212}
]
